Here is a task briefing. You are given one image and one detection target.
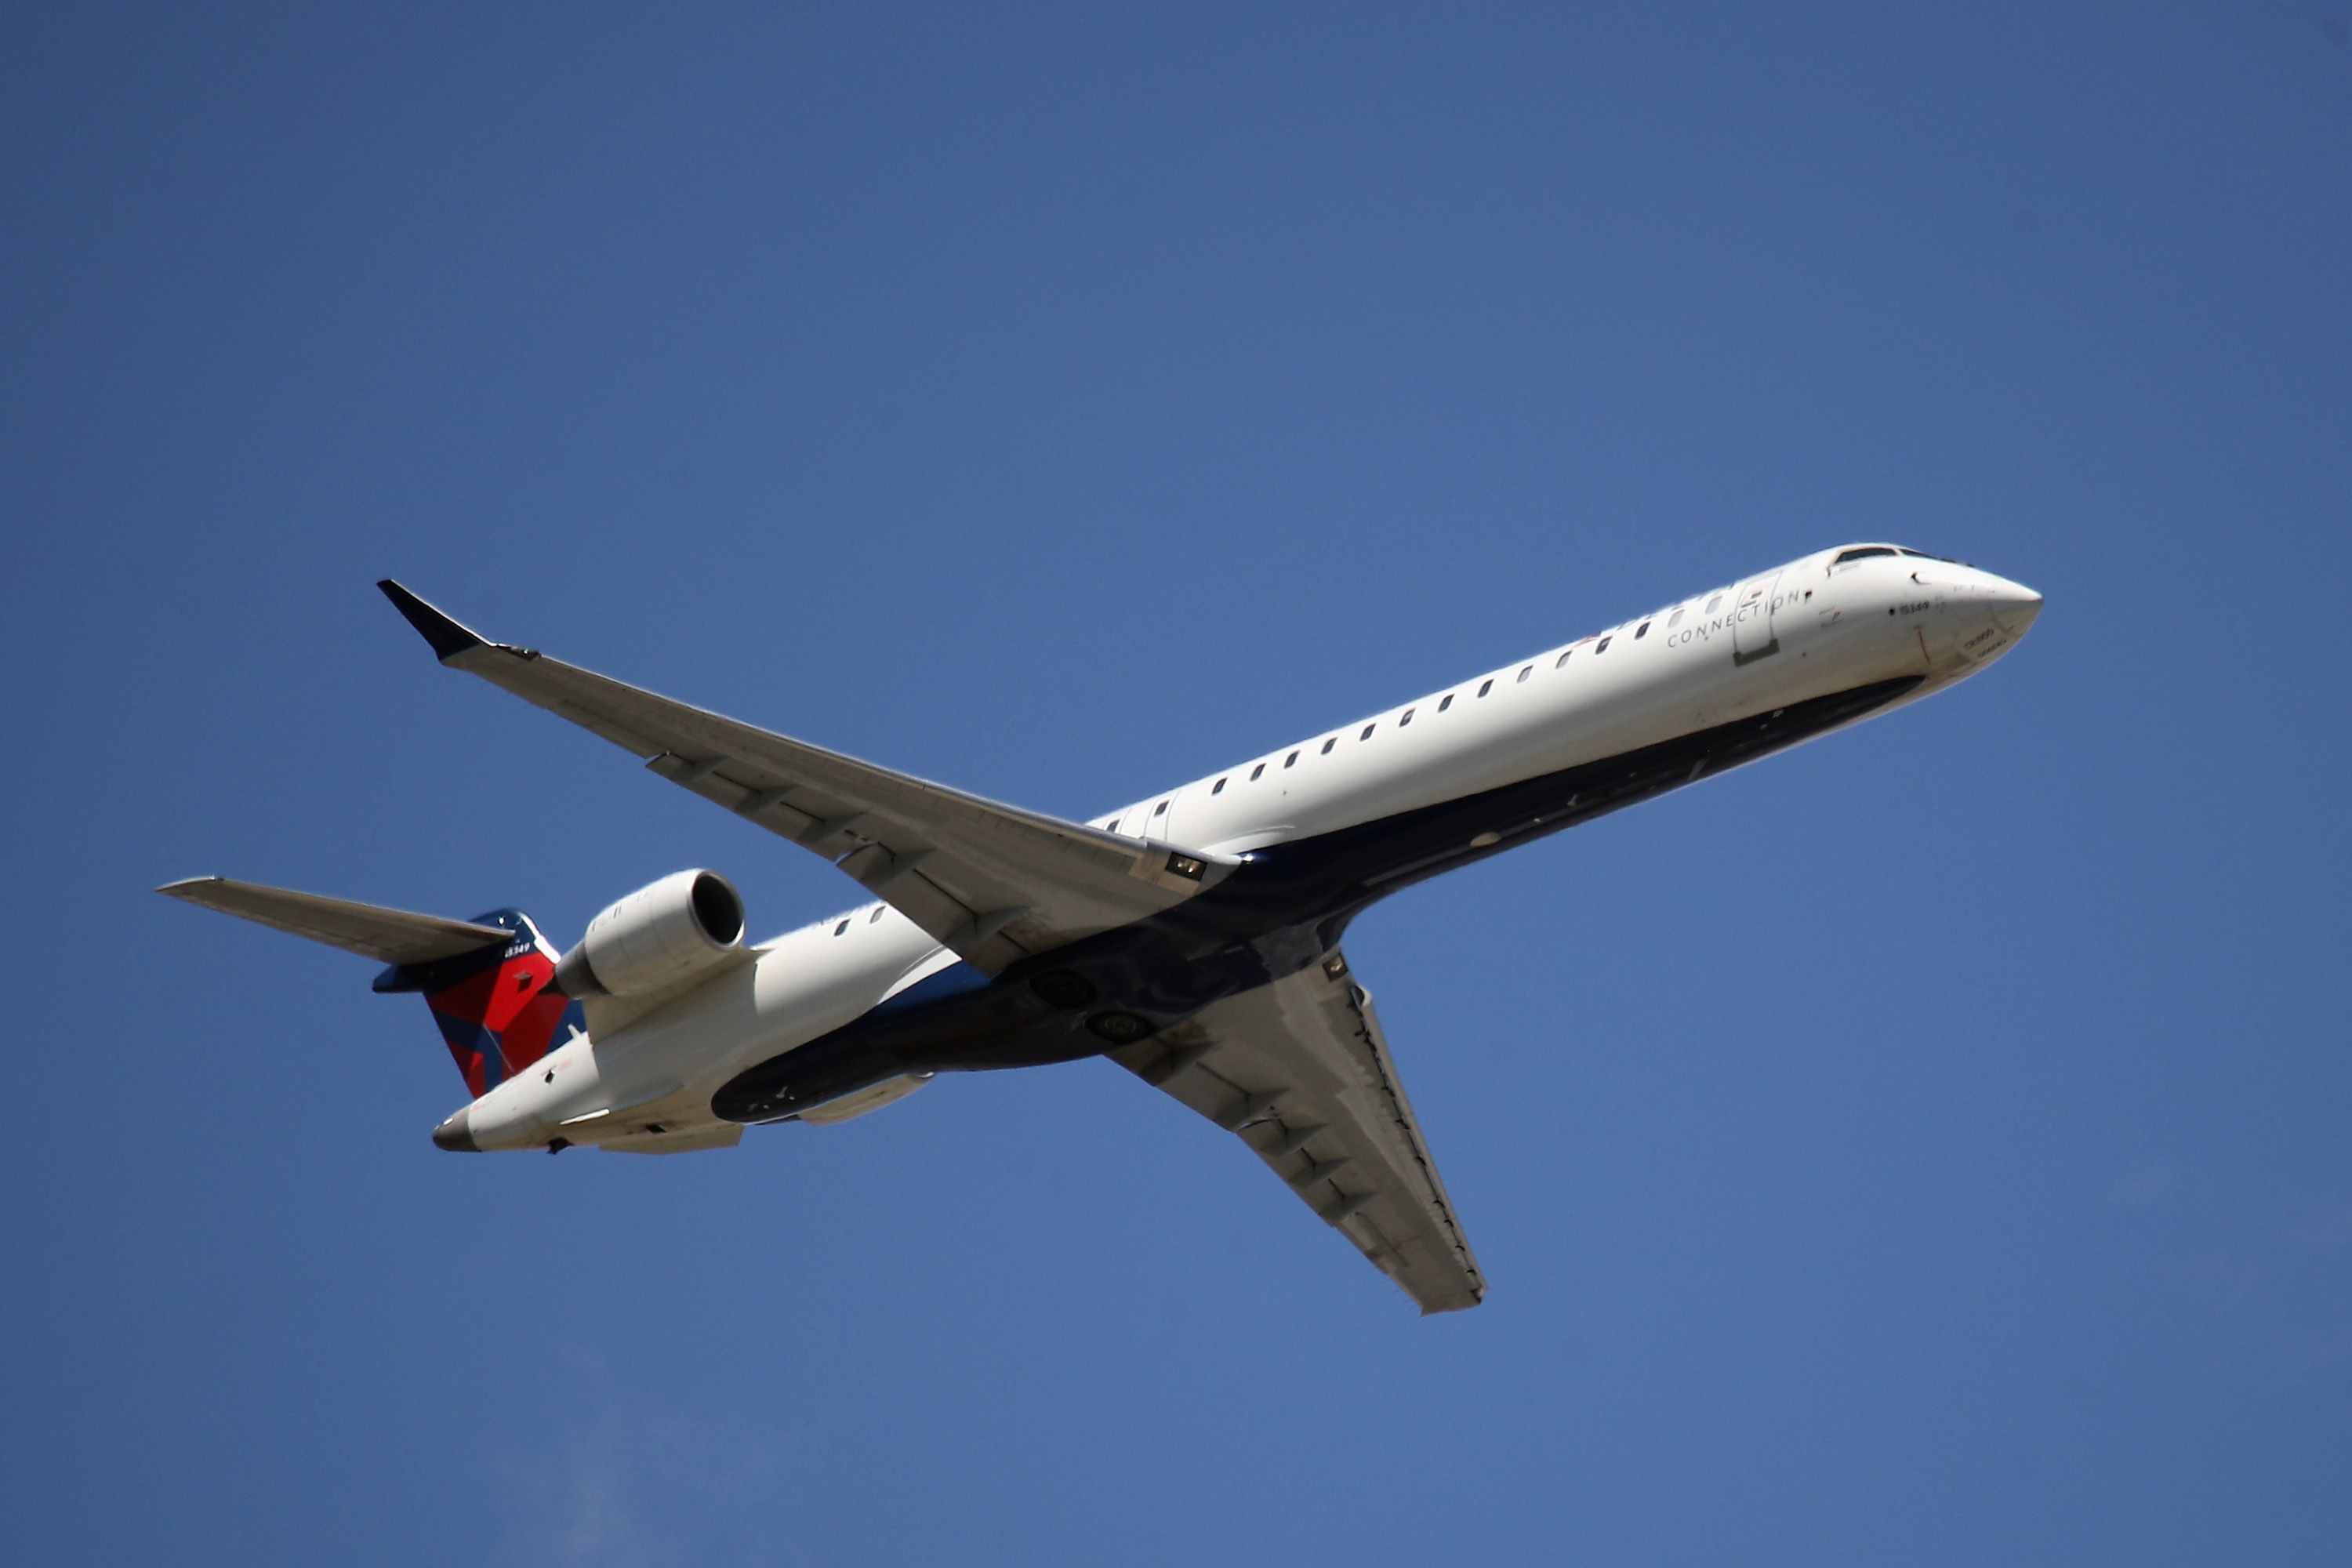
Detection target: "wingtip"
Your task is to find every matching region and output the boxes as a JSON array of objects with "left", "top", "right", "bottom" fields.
[
  {"left": 155, "top": 877, "right": 221, "bottom": 898},
  {"left": 376, "top": 579, "right": 485, "bottom": 662}
]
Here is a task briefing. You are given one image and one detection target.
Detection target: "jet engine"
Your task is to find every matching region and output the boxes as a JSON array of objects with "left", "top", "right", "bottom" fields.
[{"left": 554, "top": 869, "right": 746, "bottom": 999}]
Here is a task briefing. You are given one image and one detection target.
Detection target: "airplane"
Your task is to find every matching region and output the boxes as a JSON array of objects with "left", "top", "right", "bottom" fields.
[{"left": 159, "top": 543, "right": 2039, "bottom": 1314}]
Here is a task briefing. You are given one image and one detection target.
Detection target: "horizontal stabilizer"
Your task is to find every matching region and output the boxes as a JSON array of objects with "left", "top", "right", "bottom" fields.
[{"left": 156, "top": 877, "right": 514, "bottom": 965}]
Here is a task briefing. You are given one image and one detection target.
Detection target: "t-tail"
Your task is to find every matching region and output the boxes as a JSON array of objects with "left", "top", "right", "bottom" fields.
[
  {"left": 154, "top": 877, "right": 583, "bottom": 1096},
  {"left": 370, "top": 910, "right": 583, "bottom": 1095}
]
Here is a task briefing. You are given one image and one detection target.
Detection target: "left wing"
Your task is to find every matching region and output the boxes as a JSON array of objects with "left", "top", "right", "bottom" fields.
[
  {"left": 1109, "top": 953, "right": 1486, "bottom": 1315},
  {"left": 377, "top": 581, "right": 1235, "bottom": 975}
]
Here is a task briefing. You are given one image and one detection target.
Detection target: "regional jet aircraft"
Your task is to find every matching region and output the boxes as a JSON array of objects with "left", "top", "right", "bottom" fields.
[{"left": 161, "top": 545, "right": 2039, "bottom": 1313}]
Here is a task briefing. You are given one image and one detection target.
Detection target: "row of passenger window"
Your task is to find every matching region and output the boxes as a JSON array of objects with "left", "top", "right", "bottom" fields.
[
  {"left": 1105, "top": 583, "right": 1752, "bottom": 832},
  {"left": 1110, "top": 569, "right": 1810, "bottom": 832},
  {"left": 1125, "top": 603, "right": 1712, "bottom": 825},
  {"left": 1105, "top": 565, "right": 1910, "bottom": 834},
  {"left": 847, "top": 579, "right": 1747, "bottom": 917},
  {"left": 813, "top": 560, "right": 1875, "bottom": 927}
]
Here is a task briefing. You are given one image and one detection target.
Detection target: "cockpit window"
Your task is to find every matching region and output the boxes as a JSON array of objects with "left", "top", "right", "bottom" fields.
[{"left": 1834, "top": 546, "right": 1900, "bottom": 564}]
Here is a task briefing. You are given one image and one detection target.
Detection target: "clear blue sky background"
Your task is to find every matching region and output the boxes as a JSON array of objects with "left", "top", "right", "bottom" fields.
[{"left": 5, "top": 5, "right": 2347, "bottom": 1563}]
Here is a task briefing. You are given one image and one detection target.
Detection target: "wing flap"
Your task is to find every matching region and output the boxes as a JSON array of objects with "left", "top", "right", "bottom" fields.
[
  {"left": 1112, "top": 955, "right": 1485, "bottom": 1315},
  {"left": 156, "top": 877, "right": 511, "bottom": 966}
]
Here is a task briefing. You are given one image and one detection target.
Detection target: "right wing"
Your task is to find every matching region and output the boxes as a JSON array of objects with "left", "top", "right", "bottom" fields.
[
  {"left": 156, "top": 877, "right": 510, "bottom": 966},
  {"left": 1108, "top": 953, "right": 1486, "bottom": 1315},
  {"left": 378, "top": 581, "right": 1236, "bottom": 975}
]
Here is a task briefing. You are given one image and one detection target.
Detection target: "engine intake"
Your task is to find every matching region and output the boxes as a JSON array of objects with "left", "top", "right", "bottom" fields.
[{"left": 554, "top": 869, "right": 745, "bottom": 999}]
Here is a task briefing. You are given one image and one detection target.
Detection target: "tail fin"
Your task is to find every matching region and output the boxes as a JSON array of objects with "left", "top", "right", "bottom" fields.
[
  {"left": 157, "top": 878, "right": 583, "bottom": 1097},
  {"left": 372, "top": 911, "right": 584, "bottom": 1096}
]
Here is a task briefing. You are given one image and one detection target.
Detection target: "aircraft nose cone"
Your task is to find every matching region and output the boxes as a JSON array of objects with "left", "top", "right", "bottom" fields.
[
  {"left": 1989, "top": 577, "right": 2042, "bottom": 636},
  {"left": 432, "top": 1108, "right": 479, "bottom": 1152}
]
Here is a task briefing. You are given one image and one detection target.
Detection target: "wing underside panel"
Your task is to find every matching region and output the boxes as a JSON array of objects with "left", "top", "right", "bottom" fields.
[
  {"left": 1111, "top": 956, "right": 1484, "bottom": 1315},
  {"left": 376, "top": 579, "right": 1231, "bottom": 974}
]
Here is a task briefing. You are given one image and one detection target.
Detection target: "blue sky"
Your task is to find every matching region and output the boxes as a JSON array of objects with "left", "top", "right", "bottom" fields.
[{"left": 5, "top": 4, "right": 2348, "bottom": 1563}]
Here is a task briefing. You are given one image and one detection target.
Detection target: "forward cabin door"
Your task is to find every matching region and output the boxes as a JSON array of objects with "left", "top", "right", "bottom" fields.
[{"left": 1733, "top": 570, "right": 1782, "bottom": 665}]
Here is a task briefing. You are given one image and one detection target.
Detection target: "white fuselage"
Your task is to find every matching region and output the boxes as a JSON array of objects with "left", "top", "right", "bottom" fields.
[{"left": 457, "top": 545, "right": 2040, "bottom": 1151}]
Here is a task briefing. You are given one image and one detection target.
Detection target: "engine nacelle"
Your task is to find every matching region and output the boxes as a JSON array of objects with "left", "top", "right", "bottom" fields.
[{"left": 554, "top": 869, "right": 746, "bottom": 1000}]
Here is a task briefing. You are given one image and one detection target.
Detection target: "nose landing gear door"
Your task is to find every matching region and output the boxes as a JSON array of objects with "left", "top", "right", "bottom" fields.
[{"left": 1733, "top": 570, "right": 1782, "bottom": 666}]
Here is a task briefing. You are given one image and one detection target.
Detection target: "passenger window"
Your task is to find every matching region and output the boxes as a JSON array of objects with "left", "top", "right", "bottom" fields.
[
  {"left": 1555, "top": 650, "right": 1572, "bottom": 668},
  {"left": 1517, "top": 666, "right": 1532, "bottom": 683},
  {"left": 833, "top": 919, "right": 850, "bottom": 936},
  {"left": 1152, "top": 800, "right": 1167, "bottom": 816},
  {"left": 1106, "top": 818, "right": 1120, "bottom": 833},
  {"left": 1321, "top": 738, "right": 1336, "bottom": 754},
  {"left": 1359, "top": 724, "right": 1376, "bottom": 741},
  {"left": 1478, "top": 679, "right": 1494, "bottom": 697},
  {"left": 1635, "top": 621, "right": 1650, "bottom": 639},
  {"left": 1284, "top": 751, "right": 1298, "bottom": 768},
  {"left": 1212, "top": 779, "right": 1225, "bottom": 795},
  {"left": 1596, "top": 635, "right": 1612, "bottom": 653},
  {"left": 869, "top": 906, "right": 885, "bottom": 924},
  {"left": 1439, "top": 694, "right": 1454, "bottom": 711},
  {"left": 1705, "top": 594, "right": 1722, "bottom": 614},
  {"left": 1250, "top": 763, "right": 1266, "bottom": 781},
  {"left": 1668, "top": 608, "right": 1684, "bottom": 628},
  {"left": 1399, "top": 708, "right": 1414, "bottom": 727}
]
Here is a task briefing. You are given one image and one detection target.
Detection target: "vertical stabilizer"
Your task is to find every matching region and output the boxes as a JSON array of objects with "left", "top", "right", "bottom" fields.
[{"left": 372, "top": 911, "right": 585, "bottom": 1095}]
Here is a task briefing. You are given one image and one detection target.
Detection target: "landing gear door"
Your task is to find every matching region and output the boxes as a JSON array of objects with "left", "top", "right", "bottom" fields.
[{"left": 1733, "top": 571, "right": 1781, "bottom": 666}]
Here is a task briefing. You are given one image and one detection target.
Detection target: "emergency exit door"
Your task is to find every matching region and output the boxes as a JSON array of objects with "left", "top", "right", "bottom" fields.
[{"left": 1733, "top": 571, "right": 1781, "bottom": 665}]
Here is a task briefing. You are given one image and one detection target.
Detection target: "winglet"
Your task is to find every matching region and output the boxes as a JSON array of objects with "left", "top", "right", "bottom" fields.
[{"left": 377, "top": 579, "right": 487, "bottom": 662}]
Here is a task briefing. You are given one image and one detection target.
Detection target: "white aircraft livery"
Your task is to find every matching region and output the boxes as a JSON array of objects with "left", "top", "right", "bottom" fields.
[{"left": 162, "top": 545, "right": 2039, "bottom": 1313}]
